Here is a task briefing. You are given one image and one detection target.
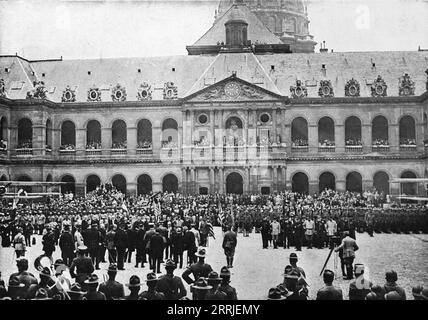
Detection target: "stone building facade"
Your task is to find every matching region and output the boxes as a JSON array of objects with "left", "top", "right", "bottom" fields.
[{"left": 0, "top": 1, "right": 428, "bottom": 197}]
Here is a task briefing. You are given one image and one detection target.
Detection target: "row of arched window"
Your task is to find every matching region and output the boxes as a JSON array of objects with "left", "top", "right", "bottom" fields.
[{"left": 291, "top": 170, "right": 418, "bottom": 195}]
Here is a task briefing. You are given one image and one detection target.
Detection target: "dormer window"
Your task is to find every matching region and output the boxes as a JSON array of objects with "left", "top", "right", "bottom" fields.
[{"left": 225, "top": 18, "right": 248, "bottom": 47}]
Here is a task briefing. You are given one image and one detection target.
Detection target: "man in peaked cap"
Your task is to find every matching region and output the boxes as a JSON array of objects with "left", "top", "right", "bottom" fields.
[
  {"left": 69, "top": 245, "right": 94, "bottom": 286},
  {"left": 98, "top": 263, "right": 125, "bottom": 300},
  {"left": 138, "top": 273, "right": 165, "bottom": 300},
  {"left": 348, "top": 263, "right": 373, "bottom": 300},
  {"left": 218, "top": 266, "right": 237, "bottom": 300},
  {"left": 82, "top": 274, "right": 106, "bottom": 300},
  {"left": 182, "top": 247, "right": 213, "bottom": 285},
  {"left": 125, "top": 275, "right": 141, "bottom": 300},
  {"left": 156, "top": 259, "right": 187, "bottom": 300},
  {"left": 316, "top": 269, "right": 343, "bottom": 300}
]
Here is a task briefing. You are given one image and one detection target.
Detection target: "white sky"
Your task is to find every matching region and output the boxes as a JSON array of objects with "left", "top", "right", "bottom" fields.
[{"left": 0, "top": 0, "right": 427, "bottom": 60}]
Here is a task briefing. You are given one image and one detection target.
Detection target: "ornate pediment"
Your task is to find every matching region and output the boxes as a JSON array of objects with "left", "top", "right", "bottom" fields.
[
  {"left": 26, "top": 80, "right": 48, "bottom": 99},
  {"left": 187, "top": 76, "right": 281, "bottom": 102},
  {"left": 398, "top": 73, "right": 415, "bottom": 96}
]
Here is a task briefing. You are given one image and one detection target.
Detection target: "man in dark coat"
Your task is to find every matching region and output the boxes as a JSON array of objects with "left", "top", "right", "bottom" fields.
[
  {"left": 316, "top": 269, "right": 343, "bottom": 300},
  {"left": 218, "top": 266, "right": 238, "bottom": 300},
  {"left": 125, "top": 224, "right": 137, "bottom": 264},
  {"left": 42, "top": 225, "right": 56, "bottom": 257},
  {"left": 69, "top": 245, "right": 94, "bottom": 286},
  {"left": 138, "top": 273, "right": 165, "bottom": 300},
  {"left": 260, "top": 218, "right": 270, "bottom": 249},
  {"left": 149, "top": 229, "right": 165, "bottom": 273},
  {"left": 85, "top": 223, "right": 102, "bottom": 270},
  {"left": 183, "top": 226, "right": 197, "bottom": 266},
  {"left": 98, "top": 263, "right": 125, "bottom": 300},
  {"left": 171, "top": 227, "right": 184, "bottom": 269},
  {"left": 8, "top": 258, "right": 38, "bottom": 299},
  {"left": 135, "top": 224, "right": 146, "bottom": 268},
  {"left": 59, "top": 224, "right": 75, "bottom": 266},
  {"left": 379, "top": 270, "right": 406, "bottom": 300},
  {"left": 144, "top": 223, "right": 156, "bottom": 269},
  {"left": 114, "top": 223, "right": 128, "bottom": 270},
  {"left": 222, "top": 225, "right": 237, "bottom": 268},
  {"left": 156, "top": 259, "right": 187, "bottom": 300},
  {"left": 82, "top": 274, "right": 106, "bottom": 300}
]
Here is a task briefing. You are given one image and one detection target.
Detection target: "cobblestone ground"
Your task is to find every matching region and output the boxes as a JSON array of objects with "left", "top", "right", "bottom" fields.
[{"left": 1, "top": 228, "right": 427, "bottom": 300}]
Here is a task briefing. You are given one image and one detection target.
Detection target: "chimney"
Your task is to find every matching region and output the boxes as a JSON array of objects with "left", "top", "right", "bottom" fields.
[{"left": 320, "top": 40, "right": 328, "bottom": 53}]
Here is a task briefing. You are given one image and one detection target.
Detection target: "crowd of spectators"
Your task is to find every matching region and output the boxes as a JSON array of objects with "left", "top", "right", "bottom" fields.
[
  {"left": 86, "top": 142, "right": 102, "bottom": 150},
  {"left": 59, "top": 144, "right": 76, "bottom": 151},
  {"left": 112, "top": 141, "right": 127, "bottom": 149},
  {"left": 16, "top": 140, "right": 32, "bottom": 149},
  {"left": 292, "top": 139, "right": 308, "bottom": 147},
  {"left": 137, "top": 141, "right": 152, "bottom": 149},
  {"left": 345, "top": 138, "right": 362, "bottom": 146},
  {"left": 400, "top": 138, "right": 416, "bottom": 146},
  {"left": 318, "top": 139, "right": 335, "bottom": 147},
  {"left": 372, "top": 138, "right": 389, "bottom": 146}
]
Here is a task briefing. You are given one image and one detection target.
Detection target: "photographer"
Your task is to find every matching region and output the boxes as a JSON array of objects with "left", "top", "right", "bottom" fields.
[{"left": 335, "top": 231, "right": 359, "bottom": 280}]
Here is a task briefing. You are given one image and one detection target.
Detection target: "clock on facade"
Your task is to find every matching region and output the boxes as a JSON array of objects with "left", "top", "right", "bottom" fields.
[{"left": 224, "top": 82, "right": 241, "bottom": 98}]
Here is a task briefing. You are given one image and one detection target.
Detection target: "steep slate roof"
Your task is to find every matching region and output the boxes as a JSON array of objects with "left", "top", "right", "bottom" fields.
[
  {"left": 27, "top": 55, "right": 215, "bottom": 102},
  {"left": 1, "top": 51, "right": 427, "bottom": 102},
  {"left": 192, "top": 4, "right": 283, "bottom": 46},
  {"left": 256, "top": 51, "right": 428, "bottom": 97}
]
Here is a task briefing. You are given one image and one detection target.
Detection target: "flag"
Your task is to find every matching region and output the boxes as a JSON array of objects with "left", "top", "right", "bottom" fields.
[
  {"left": 153, "top": 201, "right": 161, "bottom": 217},
  {"left": 207, "top": 222, "right": 215, "bottom": 239},
  {"left": 121, "top": 202, "right": 128, "bottom": 212}
]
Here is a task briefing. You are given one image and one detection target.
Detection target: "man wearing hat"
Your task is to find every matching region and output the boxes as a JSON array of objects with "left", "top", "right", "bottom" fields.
[
  {"left": 281, "top": 268, "right": 307, "bottom": 300},
  {"left": 125, "top": 275, "right": 142, "bottom": 300},
  {"left": 348, "top": 263, "right": 372, "bottom": 300},
  {"left": 183, "top": 225, "right": 197, "bottom": 265},
  {"left": 74, "top": 221, "right": 84, "bottom": 251},
  {"left": 206, "top": 271, "right": 227, "bottom": 300},
  {"left": 334, "top": 231, "right": 359, "bottom": 280},
  {"left": 98, "top": 263, "right": 125, "bottom": 300},
  {"left": 316, "top": 269, "right": 343, "bottom": 300},
  {"left": 67, "top": 283, "right": 86, "bottom": 300},
  {"left": 218, "top": 266, "right": 238, "bottom": 300},
  {"left": 8, "top": 257, "right": 38, "bottom": 299},
  {"left": 156, "top": 259, "right": 187, "bottom": 300},
  {"left": 171, "top": 226, "right": 184, "bottom": 269},
  {"left": 82, "top": 274, "right": 106, "bottom": 300},
  {"left": 42, "top": 225, "right": 56, "bottom": 258},
  {"left": 138, "top": 273, "right": 165, "bottom": 300},
  {"left": 191, "top": 278, "right": 212, "bottom": 300},
  {"left": 182, "top": 248, "right": 213, "bottom": 285},
  {"left": 12, "top": 227, "right": 26, "bottom": 258},
  {"left": 222, "top": 225, "right": 237, "bottom": 268},
  {"left": 114, "top": 223, "right": 128, "bottom": 270},
  {"left": 149, "top": 228, "right": 165, "bottom": 274},
  {"left": 59, "top": 223, "right": 75, "bottom": 266},
  {"left": 289, "top": 253, "right": 306, "bottom": 278},
  {"left": 267, "top": 287, "right": 287, "bottom": 300},
  {"left": 27, "top": 267, "right": 55, "bottom": 299},
  {"left": 7, "top": 276, "right": 26, "bottom": 300},
  {"left": 70, "top": 245, "right": 95, "bottom": 286},
  {"left": 86, "top": 222, "right": 102, "bottom": 270}
]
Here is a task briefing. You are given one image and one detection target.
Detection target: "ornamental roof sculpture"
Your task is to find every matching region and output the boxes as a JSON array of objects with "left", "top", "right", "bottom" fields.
[
  {"left": 87, "top": 85, "right": 101, "bottom": 102},
  {"left": 111, "top": 83, "right": 127, "bottom": 102},
  {"left": 344, "top": 78, "right": 360, "bottom": 97},
  {"left": 61, "top": 85, "right": 76, "bottom": 102},
  {"left": 398, "top": 73, "right": 415, "bottom": 97},
  {"left": 371, "top": 75, "right": 387, "bottom": 97},
  {"left": 289, "top": 79, "right": 307, "bottom": 99},
  {"left": 26, "top": 81, "right": 48, "bottom": 99},
  {"left": 318, "top": 80, "right": 334, "bottom": 98}
]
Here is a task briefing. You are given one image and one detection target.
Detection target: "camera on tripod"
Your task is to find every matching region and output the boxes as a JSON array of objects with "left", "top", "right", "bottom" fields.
[{"left": 330, "top": 235, "right": 341, "bottom": 247}]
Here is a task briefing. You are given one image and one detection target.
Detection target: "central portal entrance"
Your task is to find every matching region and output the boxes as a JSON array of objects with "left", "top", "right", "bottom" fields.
[{"left": 226, "top": 172, "right": 243, "bottom": 194}]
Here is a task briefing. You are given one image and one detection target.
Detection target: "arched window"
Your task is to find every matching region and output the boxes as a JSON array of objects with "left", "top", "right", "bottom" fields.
[
  {"left": 137, "top": 119, "right": 152, "bottom": 149},
  {"left": 318, "top": 117, "right": 335, "bottom": 146},
  {"left": 86, "top": 120, "right": 101, "bottom": 149},
  {"left": 61, "top": 175, "right": 76, "bottom": 194},
  {"left": 226, "top": 172, "right": 243, "bottom": 194},
  {"left": 162, "top": 174, "right": 178, "bottom": 193},
  {"left": 373, "top": 171, "right": 389, "bottom": 195},
  {"left": 346, "top": 171, "right": 362, "bottom": 193},
  {"left": 372, "top": 116, "right": 388, "bottom": 145},
  {"left": 399, "top": 115, "right": 416, "bottom": 146},
  {"left": 291, "top": 117, "right": 308, "bottom": 147},
  {"left": 45, "top": 119, "right": 52, "bottom": 149},
  {"left": 401, "top": 171, "right": 417, "bottom": 195},
  {"left": 112, "top": 174, "right": 127, "bottom": 194},
  {"left": 17, "top": 118, "right": 32, "bottom": 148},
  {"left": 61, "top": 121, "right": 76, "bottom": 149},
  {"left": 112, "top": 120, "right": 127, "bottom": 149},
  {"left": 162, "top": 118, "right": 178, "bottom": 147},
  {"left": 46, "top": 174, "right": 52, "bottom": 182},
  {"left": 0, "top": 116, "right": 7, "bottom": 144},
  {"left": 319, "top": 172, "right": 336, "bottom": 191},
  {"left": 0, "top": 174, "right": 7, "bottom": 181},
  {"left": 137, "top": 174, "right": 152, "bottom": 195},
  {"left": 86, "top": 174, "right": 101, "bottom": 193},
  {"left": 345, "top": 116, "right": 362, "bottom": 146},
  {"left": 292, "top": 172, "right": 309, "bottom": 194}
]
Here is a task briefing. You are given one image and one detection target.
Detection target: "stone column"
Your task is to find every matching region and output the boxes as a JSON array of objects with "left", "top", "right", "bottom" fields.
[
  {"left": 389, "top": 124, "right": 399, "bottom": 153},
  {"left": 101, "top": 127, "right": 112, "bottom": 156},
  {"left": 308, "top": 122, "right": 318, "bottom": 153},
  {"left": 52, "top": 127, "right": 60, "bottom": 157},
  {"left": 127, "top": 126, "right": 137, "bottom": 156},
  {"left": 181, "top": 167, "right": 187, "bottom": 195},
  {"left": 190, "top": 167, "right": 196, "bottom": 194},
  {"left": 152, "top": 125, "right": 162, "bottom": 158},
  {"left": 272, "top": 166, "right": 277, "bottom": 192},
  {"left": 127, "top": 182, "right": 137, "bottom": 197},
  {"left": 362, "top": 179, "right": 373, "bottom": 192},
  {"left": 281, "top": 166, "right": 286, "bottom": 191},
  {"left": 336, "top": 179, "right": 346, "bottom": 192},
  {"left": 335, "top": 124, "right": 345, "bottom": 153},
  {"left": 9, "top": 124, "right": 17, "bottom": 152},
  {"left": 284, "top": 122, "right": 291, "bottom": 154},
  {"left": 76, "top": 128, "right": 86, "bottom": 156},
  {"left": 247, "top": 166, "right": 251, "bottom": 194},
  {"left": 362, "top": 123, "right": 372, "bottom": 153},
  {"left": 219, "top": 167, "right": 224, "bottom": 193},
  {"left": 210, "top": 167, "right": 215, "bottom": 194},
  {"left": 189, "top": 110, "right": 194, "bottom": 146},
  {"left": 272, "top": 108, "right": 277, "bottom": 144},
  {"left": 33, "top": 122, "right": 45, "bottom": 156},
  {"left": 75, "top": 183, "right": 86, "bottom": 198},
  {"left": 210, "top": 110, "right": 215, "bottom": 145},
  {"left": 252, "top": 166, "right": 259, "bottom": 193},
  {"left": 416, "top": 120, "right": 424, "bottom": 152},
  {"left": 309, "top": 180, "right": 318, "bottom": 195}
]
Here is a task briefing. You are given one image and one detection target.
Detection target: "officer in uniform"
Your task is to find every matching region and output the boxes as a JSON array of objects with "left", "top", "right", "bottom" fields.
[
  {"left": 222, "top": 225, "right": 237, "bottom": 268},
  {"left": 82, "top": 274, "right": 106, "bottom": 300},
  {"left": 182, "top": 248, "right": 213, "bottom": 285},
  {"left": 293, "top": 218, "right": 304, "bottom": 251},
  {"left": 335, "top": 231, "right": 359, "bottom": 279},
  {"left": 9, "top": 258, "right": 38, "bottom": 299},
  {"left": 98, "top": 263, "right": 125, "bottom": 300},
  {"left": 316, "top": 269, "right": 343, "bottom": 300},
  {"left": 69, "top": 245, "right": 94, "bottom": 286},
  {"left": 156, "top": 259, "right": 187, "bottom": 300},
  {"left": 260, "top": 217, "right": 270, "bottom": 249},
  {"left": 206, "top": 271, "right": 227, "bottom": 300},
  {"left": 86, "top": 222, "right": 102, "bottom": 270},
  {"left": 59, "top": 223, "right": 74, "bottom": 266},
  {"left": 218, "top": 266, "right": 238, "bottom": 300},
  {"left": 138, "top": 273, "right": 165, "bottom": 300}
]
